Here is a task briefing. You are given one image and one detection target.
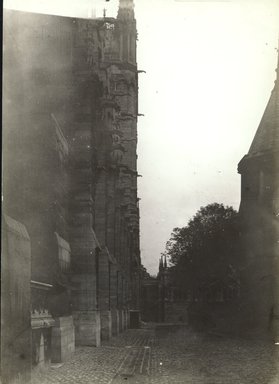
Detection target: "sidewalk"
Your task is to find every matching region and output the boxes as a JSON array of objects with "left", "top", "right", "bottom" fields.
[
  {"left": 31, "top": 324, "right": 279, "bottom": 384},
  {"left": 31, "top": 329, "right": 154, "bottom": 384}
]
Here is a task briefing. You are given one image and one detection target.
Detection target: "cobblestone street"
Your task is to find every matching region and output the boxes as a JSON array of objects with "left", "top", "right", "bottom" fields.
[{"left": 32, "top": 324, "right": 279, "bottom": 384}]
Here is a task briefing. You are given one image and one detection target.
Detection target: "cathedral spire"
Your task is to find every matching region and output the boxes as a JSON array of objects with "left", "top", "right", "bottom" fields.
[{"left": 117, "top": 0, "right": 135, "bottom": 20}]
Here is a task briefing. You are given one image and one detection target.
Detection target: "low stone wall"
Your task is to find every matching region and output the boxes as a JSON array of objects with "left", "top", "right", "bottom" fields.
[
  {"left": 51, "top": 316, "right": 75, "bottom": 363},
  {"left": 73, "top": 311, "right": 101, "bottom": 347},
  {"left": 164, "top": 301, "right": 188, "bottom": 323}
]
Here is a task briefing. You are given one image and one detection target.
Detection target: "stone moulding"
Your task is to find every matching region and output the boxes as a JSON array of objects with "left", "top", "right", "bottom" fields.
[
  {"left": 31, "top": 281, "right": 55, "bottom": 329},
  {"left": 3, "top": 214, "right": 30, "bottom": 240},
  {"left": 31, "top": 310, "right": 55, "bottom": 330},
  {"left": 31, "top": 280, "right": 53, "bottom": 290}
]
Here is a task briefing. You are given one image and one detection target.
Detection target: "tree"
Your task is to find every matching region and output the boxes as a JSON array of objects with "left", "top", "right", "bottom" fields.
[{"left": 164, "top": 203, "right": 240, "bottom": 301}]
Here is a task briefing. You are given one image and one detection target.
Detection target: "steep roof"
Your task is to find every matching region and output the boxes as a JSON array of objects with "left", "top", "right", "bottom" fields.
[{"left": 248, "top": 51, "right": 279, "bottom": 155}]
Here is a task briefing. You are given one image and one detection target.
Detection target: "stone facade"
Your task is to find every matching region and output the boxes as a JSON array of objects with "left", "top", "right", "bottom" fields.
[
  {"left": 238, "top": 51, "right": 279, "bottom": 340},
  {"left": 2, "top": 216, "right": 32, "bottom": 384},
  {"left": 2, "top": 0, "right": 141, "bottom": 381}
]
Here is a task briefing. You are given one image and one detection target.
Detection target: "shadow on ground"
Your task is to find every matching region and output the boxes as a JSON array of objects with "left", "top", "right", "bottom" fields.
[{"left": 154, "top": 323, "right": 279, "bottom": 384}]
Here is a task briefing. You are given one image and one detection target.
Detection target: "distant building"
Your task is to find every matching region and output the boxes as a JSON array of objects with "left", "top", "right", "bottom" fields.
[
  {"left": 141, "top": 255, "right": 188, "bottom": 324},
  {"left": 2, "top": 0, "right": 141, "bottom": 382},
  {"left": 238, "top": 49, "right": 279, "bottom": 339},
  {"left": 141, "top": 256, "right": 168, "bottom": 323}
]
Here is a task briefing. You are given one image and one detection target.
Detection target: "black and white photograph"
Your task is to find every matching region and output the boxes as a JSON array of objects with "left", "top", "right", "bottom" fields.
[{"left": 2, "top": 0, "right": 279, "bottom": 383}]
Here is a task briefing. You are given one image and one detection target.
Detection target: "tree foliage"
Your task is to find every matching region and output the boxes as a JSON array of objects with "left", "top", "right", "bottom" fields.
[{"left": 164, "top": 203, "right": 240, "bottom": 297}]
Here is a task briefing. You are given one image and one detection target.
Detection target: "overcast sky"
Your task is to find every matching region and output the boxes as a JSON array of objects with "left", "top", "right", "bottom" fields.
[{"left": 4, "top": 0, "right": 279, "bottom": 275}]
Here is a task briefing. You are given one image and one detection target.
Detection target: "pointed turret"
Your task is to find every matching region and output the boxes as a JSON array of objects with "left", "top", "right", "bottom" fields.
[
  {"left": 117, "top": 0, "right": 135, "bottom": 20},
  {"left": 238, "top": 45, "right": 279, "bottom": 178},
  {"left": 248, "top": 47, "right": 279, "bottom": 155}
]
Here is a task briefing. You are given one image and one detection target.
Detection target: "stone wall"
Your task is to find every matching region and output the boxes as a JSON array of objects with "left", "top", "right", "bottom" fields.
[
  {"left": 3, "top": 5, "right": 141, "bottom": 374},
  {"left": 238, "top": 154, "right": 278, "bottom": 339},
  {"left": 1, "top": 216, "right": 32, "bottom": 384}
]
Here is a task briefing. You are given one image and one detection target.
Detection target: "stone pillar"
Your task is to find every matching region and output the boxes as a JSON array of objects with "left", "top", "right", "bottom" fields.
[
  {"left": 71, "top": 271, "right": 100, "bottom": 347},
  {"left": 99, "top": 249, "right": 112, "bottom": 341},
  {"left": 51, "top": 316, "right": 75, "bottom": 363},
  {"left": 111, "top": 309, "right": 120, "bottom": 336},
  {"left": 70, "top": 118, "right": 101, "bottom": 347},
  {"left": 118, "top": 309, "right": 123, "bottom": 333},
  {"left": 73, "top": 310, "right": 101, "bottom": 347},
  {"left": 126, "top": 308, "right": 131, "bottom": 329},
  {"left": 110, "top": 264, "right": 119, "bottom": 336},
  {"left": 107, "top": 171, "right": 117, "bottom": 257},
  {"left": 70, "top": 239, "right": 100, "bottom": 347},
  {"left": 123, "top": 309, "right": 129, "bottom": 330},
  {"left": 120, "top": 310, "right": 126, "bottom": 332},
  {"left": 123, "top": 310, "right": 127, "bottom": 330},
  {"left": 100, "top": 310, "right": 112, "bottom": 341}
]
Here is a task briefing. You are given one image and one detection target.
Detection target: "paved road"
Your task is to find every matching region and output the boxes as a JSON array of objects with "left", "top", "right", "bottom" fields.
[{"left": 32, "top": 325, "right": 279, "bottom": 384}]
